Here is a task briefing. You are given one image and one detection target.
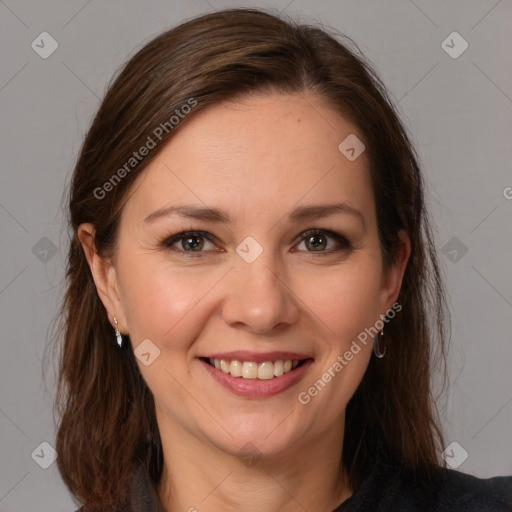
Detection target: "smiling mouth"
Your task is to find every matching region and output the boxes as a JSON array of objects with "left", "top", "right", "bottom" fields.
[{"left": 200, "top": 357, "right": 311, "bottom": 380}]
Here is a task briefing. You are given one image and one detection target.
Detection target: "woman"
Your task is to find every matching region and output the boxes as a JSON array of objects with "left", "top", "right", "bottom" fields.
[{"left": 54, "top": 8, "right": 512, "bottom": 512}]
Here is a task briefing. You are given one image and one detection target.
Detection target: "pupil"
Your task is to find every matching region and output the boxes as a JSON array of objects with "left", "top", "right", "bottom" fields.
[
  {"left": 184, "top": 236, "right": 203, "bottom": 251},
  {"left": 308, "top": 235, "right": 325, "bottom": 250}
]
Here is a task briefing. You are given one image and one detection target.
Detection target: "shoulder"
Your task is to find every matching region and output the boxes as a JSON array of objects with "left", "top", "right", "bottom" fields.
[
  {"left": 387, "top": 464, "right": 512, "bottom": 512},
  {"left": 336, "top": 461, "right": 512, "bottom": 512},
  {"left": 431, "top": 467, "right": 512, "bottom": 511}
]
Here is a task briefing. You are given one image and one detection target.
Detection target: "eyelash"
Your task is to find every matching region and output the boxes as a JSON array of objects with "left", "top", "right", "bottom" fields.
[{"left": 160, "top": 229, "right": 353, "bottom": 257}]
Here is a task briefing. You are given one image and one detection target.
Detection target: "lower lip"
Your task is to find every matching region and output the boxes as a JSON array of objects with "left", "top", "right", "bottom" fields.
[{"left": 199, "top": 359, "right": 314, "bottom": 398}]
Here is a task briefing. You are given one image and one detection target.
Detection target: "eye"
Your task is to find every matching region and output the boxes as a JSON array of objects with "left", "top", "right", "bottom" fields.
[
  {"left": 294, "top": 229, "right": 353, "bottom": 254},
  {"left": 161, "top": 231, "right": 218, "bottom": 254}
]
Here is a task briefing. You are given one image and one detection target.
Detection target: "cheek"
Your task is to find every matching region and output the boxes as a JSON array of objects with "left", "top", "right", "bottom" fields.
[
  {"left": 118, "top": 253, "right": 221, "bottom": 347},
  {"left": 292, "top": 262, "right": 381, "bottom": 419},
  {"left": 293, "top": 257, "right": 384, "bottom": 342}
]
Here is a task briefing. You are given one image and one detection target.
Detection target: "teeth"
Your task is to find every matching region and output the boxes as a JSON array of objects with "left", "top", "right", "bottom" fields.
[
  {"left": 229, "top": 360, "right": 242, "bottom": 377},
  {"left": 257, "top": 361, "right": 274, "bottom": 380},
  {"left": 273, "top": 360, "right": 284, "bottom": 376},
  {"left": 209, "top": 358, "right": 303, "bottom": 379}
]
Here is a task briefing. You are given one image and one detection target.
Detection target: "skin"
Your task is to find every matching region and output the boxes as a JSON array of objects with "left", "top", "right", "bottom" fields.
[{"left": 79, "top": 91, "right": 410, "bottom": 512}]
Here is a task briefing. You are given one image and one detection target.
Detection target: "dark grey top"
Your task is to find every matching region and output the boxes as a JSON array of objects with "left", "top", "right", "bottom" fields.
[
  {"left": 76, "top": 460, "right": 512, "bottom": 511},
  {"left": 333, "top": 461, "right": 512, "bottom": 512}
]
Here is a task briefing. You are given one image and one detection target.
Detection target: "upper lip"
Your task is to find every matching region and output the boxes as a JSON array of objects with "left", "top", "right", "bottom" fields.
[{"left": 199, "top": 351, "right": 313, "bottom": 364}]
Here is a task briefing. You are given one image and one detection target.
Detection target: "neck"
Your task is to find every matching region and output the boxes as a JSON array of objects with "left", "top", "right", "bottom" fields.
[{"left": 156, "top": 414, "right": 352, "bottom": 512}]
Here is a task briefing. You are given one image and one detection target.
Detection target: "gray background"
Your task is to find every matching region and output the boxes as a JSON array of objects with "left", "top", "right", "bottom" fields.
[{"left": 1, "top": 0, "right": 511, "bottom": 510}]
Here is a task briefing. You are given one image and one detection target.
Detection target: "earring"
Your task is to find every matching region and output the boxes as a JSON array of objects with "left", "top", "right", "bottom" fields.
[
  {"left": 113, "top": 316, "right": 123, "bottom": 348},
  {"left": 373, "top": 328, "right": 386, "bottom": 358}
]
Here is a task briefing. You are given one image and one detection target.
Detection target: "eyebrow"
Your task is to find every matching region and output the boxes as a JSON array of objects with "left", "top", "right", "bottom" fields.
[{"left": 143, "top": 202, "right": 365, "bottom": 229}]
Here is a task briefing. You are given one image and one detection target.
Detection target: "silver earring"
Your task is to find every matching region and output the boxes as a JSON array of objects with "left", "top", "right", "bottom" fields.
[
  {"left": 373, "top": 329, "right": 386, "bottom": 358},
  {"left": 113, "top": 316, "right": 123, "bottom": 348}
]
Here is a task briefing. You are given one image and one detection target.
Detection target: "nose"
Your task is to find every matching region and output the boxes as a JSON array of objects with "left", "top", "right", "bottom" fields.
[{"left": 220, "top": 247, "right": 300, "bottom": 334}]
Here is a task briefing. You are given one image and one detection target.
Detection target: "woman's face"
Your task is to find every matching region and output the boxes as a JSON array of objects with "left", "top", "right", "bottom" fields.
[{"left": 85, "top": 91, "right": 409, "bottom": 461}]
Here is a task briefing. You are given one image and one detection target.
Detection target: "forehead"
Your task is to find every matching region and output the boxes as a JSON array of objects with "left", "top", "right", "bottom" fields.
[{"left": 122, "top": 91, "right": 374, "bottom": 228}]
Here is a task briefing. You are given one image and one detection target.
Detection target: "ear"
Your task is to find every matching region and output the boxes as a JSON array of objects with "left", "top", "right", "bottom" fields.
[
  {"left": 379, "top": 229, "right": 411, "bottom": 313},
  {"left": 77, "top": 223, "right": 128, "bottom": 333}
]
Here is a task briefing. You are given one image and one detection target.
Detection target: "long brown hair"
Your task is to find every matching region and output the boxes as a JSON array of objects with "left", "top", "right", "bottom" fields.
[{"left": 48, "top": 7, "right": 450, "bottom": 510}]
